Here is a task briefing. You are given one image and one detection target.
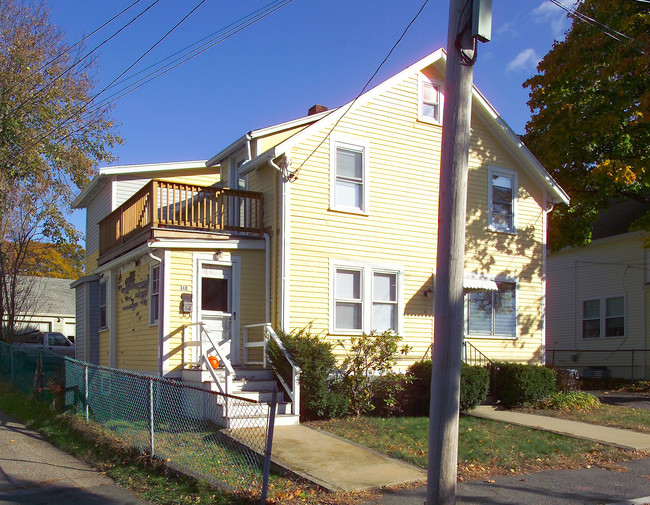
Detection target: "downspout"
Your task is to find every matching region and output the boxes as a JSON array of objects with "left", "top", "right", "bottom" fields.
[
  {"left": 268, "top": 156, "right": 289, "bottom": 331},
  {"left": 541, "top": 195, "right": 552, "bottom": 365},
  {"left": 148, "top": 249, "right": 163, "bottom": 377},
  {"left": 264, "top": 233, "right": 271, "bottom": 324}
]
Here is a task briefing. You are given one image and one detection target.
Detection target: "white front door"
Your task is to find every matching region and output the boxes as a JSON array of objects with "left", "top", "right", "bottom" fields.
[{"left": 199, "top": 264, "right": 235, "bottom": 364}]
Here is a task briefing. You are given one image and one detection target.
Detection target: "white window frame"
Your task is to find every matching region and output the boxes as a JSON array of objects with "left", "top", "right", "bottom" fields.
[
  {"left": 418, "top": 74, "right": 444, "bottom": 125},
  {"left": 464, "top": 280, "right": 518, "bottom": 339},
  {"left": 330, "top": 259, "right": 403, "bottom": 335},
  {"left": 582, "top": 295, "right": 625, "bottom": 339},
  {"left": 150, "top": 264, "right": 160, "bottom": 325},
  {"left": 99, "top": 279, "right": 107, "bottom": 330},
  {"left": 488, "top": 165, "right": 518, "bottom": 234},
  {"left": 330, "top": 137, "right": 370, "bottom": 214}
]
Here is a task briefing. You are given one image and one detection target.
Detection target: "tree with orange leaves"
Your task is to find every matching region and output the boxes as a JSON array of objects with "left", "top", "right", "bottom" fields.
[{"left": 523, "top": 0, "right": 649, "bottom": 250}]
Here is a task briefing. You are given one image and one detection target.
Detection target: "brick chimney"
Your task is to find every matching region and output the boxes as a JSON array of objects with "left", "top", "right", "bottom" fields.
[{"left": 308, "top": 104, "right": 328, "bottom": 116}]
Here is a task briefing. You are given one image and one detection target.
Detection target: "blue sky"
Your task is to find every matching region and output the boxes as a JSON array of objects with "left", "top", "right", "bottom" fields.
[{"left": 45, "top": 0, "right": 574, "bottom": 239}]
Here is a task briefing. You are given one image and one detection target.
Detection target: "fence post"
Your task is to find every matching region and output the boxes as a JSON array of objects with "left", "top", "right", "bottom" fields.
[
  {"left": 260, "top": 387, "right": 277, "bottom": 505},
  {"left": 149, "top": 377, "right": 155, "bottom": 457},
  {"left": 631, "top": 350, "right": 635, "bottom": 384},
  {"left": 84, "top": 364, "right": 89, "bottom": 422}
]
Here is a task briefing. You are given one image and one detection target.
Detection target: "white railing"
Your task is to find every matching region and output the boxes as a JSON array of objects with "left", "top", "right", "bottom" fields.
[
  {"left": 243, "top": 323, "right": 301, "bottom": 417},
  {"left": 181, "top": 322, "right": 235, "bottom": 417}
]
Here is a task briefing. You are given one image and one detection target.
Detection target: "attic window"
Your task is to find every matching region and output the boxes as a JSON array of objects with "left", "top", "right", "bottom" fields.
[{"left": 419, "top": 76, "right": 444, "bottom": 125}]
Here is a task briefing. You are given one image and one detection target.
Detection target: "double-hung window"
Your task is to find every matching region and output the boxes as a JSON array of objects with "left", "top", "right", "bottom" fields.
[
  {"left": 332, "top": 262, "right": 401, "bottom": 334},
  {"left": 488, "top": 166, "right": 517, "bottom": 233},
  {"left": 466, "top": 282, "right": 517, "bottom": 337},
  {"left": 582, "top": 296, "right": 624, "bottom": 338},
  {"left": 331, "top": 138, "right": 369, "bottom": 213},
  {"left": 419, "top": 75, "right": 443, "bottom": 124},
  {"left": 99, "top": 280, "right": 107, "bottom": 329},
  {"left": 150, "top": 264, "right": 160, "bottom": 324}
]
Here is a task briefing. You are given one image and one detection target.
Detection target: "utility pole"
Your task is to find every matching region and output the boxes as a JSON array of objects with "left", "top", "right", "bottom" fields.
[{"left": 427, "top": 1, "right": 491, "bottom": 504}]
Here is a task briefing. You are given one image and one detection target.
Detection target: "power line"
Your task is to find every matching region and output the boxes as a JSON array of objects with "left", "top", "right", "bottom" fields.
[
  {"left": 12, "top": 0, "right": 161, "bottom": 116},
  {"left": 548, "top": 0, "right": 648, "bottom": 56},
  {"left": 76, "top": 0, "right": 294, "bottom": 121},
  {"left": 288, "top": 0, "right": 431, "bottom": 181},
  {"left": 30, "top": 0, "right": 209, "bottom": 153}
]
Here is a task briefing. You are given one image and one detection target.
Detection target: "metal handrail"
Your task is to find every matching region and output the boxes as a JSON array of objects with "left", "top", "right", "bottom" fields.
[
  {"left": 461, "top": 340, "right": 494, "bottom": 367},
  {"left": 244, "top": 323, "right": 301, "bottom": 417},
  {"left": 181, "top": 322, "right": 234, "bottom": 416}
]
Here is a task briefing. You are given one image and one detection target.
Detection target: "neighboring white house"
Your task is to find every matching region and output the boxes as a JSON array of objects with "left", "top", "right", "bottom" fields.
[
  {"left": 546, "top": 201, "right": 650, "bottom": 380},
  {"left": 13, "top": 276, "right": 76, "bottom": 341}
]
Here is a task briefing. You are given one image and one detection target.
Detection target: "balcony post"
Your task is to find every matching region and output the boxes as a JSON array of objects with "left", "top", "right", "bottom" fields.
[{"left": 151, "top": 180, "right": 158, "bottom": 228}]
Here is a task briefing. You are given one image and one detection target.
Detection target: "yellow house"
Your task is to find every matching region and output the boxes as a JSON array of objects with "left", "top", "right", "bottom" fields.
[{"left": 72, "top": 49, "right": 568, "bottom": 425}]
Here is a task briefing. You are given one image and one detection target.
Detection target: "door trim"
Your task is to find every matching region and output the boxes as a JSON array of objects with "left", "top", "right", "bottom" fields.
[{"left": 193, "top": 252, "right": 241, "bottom": 365}]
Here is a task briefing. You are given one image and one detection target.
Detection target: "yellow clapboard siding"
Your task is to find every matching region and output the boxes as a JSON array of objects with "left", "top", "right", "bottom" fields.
[{"left": 284, "top": 66, "right": 546, "bottom": 368}]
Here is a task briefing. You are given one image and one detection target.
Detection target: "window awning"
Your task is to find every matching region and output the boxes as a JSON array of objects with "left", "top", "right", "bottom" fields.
[{"left": 463, "top": 274, "right": 498, "bottom": 292}]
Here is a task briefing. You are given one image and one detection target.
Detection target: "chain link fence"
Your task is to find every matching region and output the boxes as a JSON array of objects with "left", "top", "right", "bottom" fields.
[{"left": 0, "top": 341, "right": 274, "bottom": 497}]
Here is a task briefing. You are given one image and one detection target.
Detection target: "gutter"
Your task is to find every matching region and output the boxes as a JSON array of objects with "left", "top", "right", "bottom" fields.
[{"left": 268, "top": 156, "right": 290, "bottom": 330}]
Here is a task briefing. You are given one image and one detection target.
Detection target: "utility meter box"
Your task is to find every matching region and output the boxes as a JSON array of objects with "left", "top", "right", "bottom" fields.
[{"left": 180, "top": 293, "right": 193, "bottom": 314}]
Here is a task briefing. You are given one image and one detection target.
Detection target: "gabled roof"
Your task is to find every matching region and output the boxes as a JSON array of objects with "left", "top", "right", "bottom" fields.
[
  {"left": 18, "top": 277, "right": 75, "bottom": 316},
  {"left": 235, "top": 48, "right": 569, "bottom": 205},
  {"left": 72, "top": 160, "right": 208, "bottom": 209}
]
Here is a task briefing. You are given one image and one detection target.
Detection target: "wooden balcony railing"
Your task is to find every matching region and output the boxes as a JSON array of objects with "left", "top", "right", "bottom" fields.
[{"left": 99, "top": 180, "right": 264, "bottom": 256}]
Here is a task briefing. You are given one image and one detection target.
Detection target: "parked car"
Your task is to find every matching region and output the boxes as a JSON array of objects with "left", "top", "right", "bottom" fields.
[{"left": 14, "top": 331, "right": 75, "bottom": 368}]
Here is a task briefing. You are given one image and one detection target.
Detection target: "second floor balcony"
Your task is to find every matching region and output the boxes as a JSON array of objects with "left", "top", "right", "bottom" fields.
[{"left": 98, "top": 180, "right": 264, "bottom": 264}]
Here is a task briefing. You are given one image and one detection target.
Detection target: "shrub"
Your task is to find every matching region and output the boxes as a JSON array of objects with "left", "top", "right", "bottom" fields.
[
  {"left": 459, "top": 363, "right": 489, "bottom": 412},
  {"left": 340, "top": 330, "right": 411, "bottom": 417},
  {"left": 402, "top": 360, "right": 489, "bottom": 415},
  {"left": 270, "top": 326, "right": 348, "bottom": 420},
  {"left": 537, "top": 391, "right": 601, "bottom": 411},
  {"left": 547, "top": 365, "right": 578, "bottom": 393},
  {"left": 494, "top": 362, "right": 557, "bottom": 408},
  {"left": 370, "top": 372, "right": 413, "bottom": 417}
]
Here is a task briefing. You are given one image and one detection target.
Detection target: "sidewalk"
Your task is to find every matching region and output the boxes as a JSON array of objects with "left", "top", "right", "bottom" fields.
[
  {"left": 469, "top": 405, "right": 650, "bottom": 451},
  {"left": 0, "top": 409, "right": 150, "bottom": 505}
]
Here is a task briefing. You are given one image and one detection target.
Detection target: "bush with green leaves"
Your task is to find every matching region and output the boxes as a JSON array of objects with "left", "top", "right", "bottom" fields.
[
  {"left": 269, "top": 326, "right": 348, "bottom": 420},
  {"left": 402, "top": 360, "right": 489, "bottom": 415},
  {"left": 537, "top": 391, "right": 600, "bottom": 412},
  {"left": 459, "top": 363, "right": 490, "bottom": 412},
  {"left": 340, "top": 330, "right": 411, "bottom": 417},
  {"left": 494, "top": 362, "right": 557, "bottom": 408}
]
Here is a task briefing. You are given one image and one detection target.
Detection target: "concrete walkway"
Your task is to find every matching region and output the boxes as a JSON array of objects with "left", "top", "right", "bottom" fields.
[
  {"left": 0, "top": 409, "right": 149, "bottom": 505},
  {"left": 270, "top": 425, "right": 427, "bottom": 491},
  {"left": 470, "top": 405, "right": 650, "bottom": 451}
]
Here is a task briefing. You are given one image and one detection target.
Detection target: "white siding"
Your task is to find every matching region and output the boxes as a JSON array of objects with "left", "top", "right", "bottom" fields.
[
  {"left": 547, "top": 232, "right": 646, "bottom": 378},
  {"left": 85, "top": 181, "right": 113, "bottom": 255},
  {"left": 115, "top": 176, "right": 149, "bottom": 207}
]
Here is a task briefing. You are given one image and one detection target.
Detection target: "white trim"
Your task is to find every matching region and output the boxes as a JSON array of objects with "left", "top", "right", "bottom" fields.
[
  {"left": 149, "top": 263, "right": 160, "bottom": 325},
  {"left": 488, "top": 165, "right": 518, "bottom": 234},
  {"left": 107, "top": 271, "right": 116, "bottom": 368},
  {"left": 281, "top": 174, "right": 291, "bottom": 330},
  {"left": 162, "top": 249, "right": 171, "bottom": 376},
  {"left": 148, "top": 238, "right": 265, "bottom": 250},
  {"left": 542, "top": 192, "right": 548, "bottom": 364},
  {"left": 581, "top": 294, "right": 626, "bottom": 339},
  {"left": 100, "top": 160, "right": 207, "bottom": 176},
  {"left": 329, "top": 136, "right": 370, "bottom": 214},
  {"left": 193, "top": 252, "right": 242, "bottom": 364},
  {"left": 94, "top": 244, "right": 149, "bottom": 274},
  {"left": 464, "top": 277, "right": 519, "bottom": 339},
  {"left": 418, "top": 74, "right": 444, "bottom": 125},
  {"left": 329, "top": 258, "right": 404, "bottom": 335}
]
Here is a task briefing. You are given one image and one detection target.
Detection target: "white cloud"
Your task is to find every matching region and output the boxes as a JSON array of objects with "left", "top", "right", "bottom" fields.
[
  {"left": 532, "top": 0, "right": 577, "bottom": 39},
  {"left": 506, "top": 48, "right": 540, "bottom": 73}
]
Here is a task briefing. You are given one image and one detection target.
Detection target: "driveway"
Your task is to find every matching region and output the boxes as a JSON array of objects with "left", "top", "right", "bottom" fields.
[{"left": 590, "top": 390, "right": 650, "bottom": 411}]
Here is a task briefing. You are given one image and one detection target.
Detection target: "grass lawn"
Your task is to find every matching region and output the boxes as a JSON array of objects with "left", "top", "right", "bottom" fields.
[
  {"left": 518, "top": 403, "right": 650, "bottom": 434},
  {"left": 309, "top": 414, "right": 643, "bottom": 481}
]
